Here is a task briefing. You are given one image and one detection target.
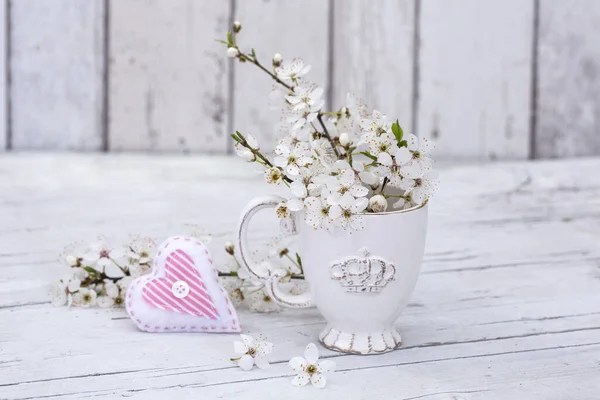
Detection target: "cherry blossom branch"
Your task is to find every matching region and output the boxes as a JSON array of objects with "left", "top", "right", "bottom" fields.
[
  {"left": 238, "top": 52, "right": 293, "bottom": 91},
  {"left": 317, "top": 113, "right": 341, "bottom": 159},
  {"left": 232, "top": 131, "right": 293, "bottom": 184}
]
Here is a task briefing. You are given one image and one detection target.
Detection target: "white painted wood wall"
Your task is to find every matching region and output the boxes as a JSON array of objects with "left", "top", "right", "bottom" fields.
[{"left": 0, "top": 0, "right": 599, "bottom": 160}]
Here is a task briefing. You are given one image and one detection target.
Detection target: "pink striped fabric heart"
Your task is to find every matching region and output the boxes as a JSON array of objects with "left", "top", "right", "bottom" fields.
[
  {"left": 126, "top": 236, "right": 241, "bottom": 333},
  {"left": 142, "top": 249, "right": 220, "bottom": 319}
]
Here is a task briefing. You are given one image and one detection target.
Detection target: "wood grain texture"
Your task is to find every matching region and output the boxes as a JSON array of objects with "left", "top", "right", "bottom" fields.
[
  {"left": 1, "top": 154, "right": 600, "bottom": 398},
  {"left": 332, "top": 0, "right": 415, "bottom": 130},
  {"left": 418, "top": 0, "right": 534, "bottom": 161},
  {"left": 109, "top": 0, "right": 229, "bottom": 153},
  {"left": 232, "top": 0, "right": 330, "bottom": 152},
  {"left": 10, "top": 0, "right": 105, "bottom": 150},
  {"left": 536, "top": 0, "right": 600, "bottom": 158}
]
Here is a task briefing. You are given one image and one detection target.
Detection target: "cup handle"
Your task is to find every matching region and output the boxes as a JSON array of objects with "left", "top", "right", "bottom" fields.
[{"left": 237, "top": 195, "right": 312, "bottom": 308}]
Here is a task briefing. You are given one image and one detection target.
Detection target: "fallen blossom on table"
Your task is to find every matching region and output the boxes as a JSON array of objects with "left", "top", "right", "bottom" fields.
[{"left": 289, "top": 343, "right": 336, "bottom": 388}]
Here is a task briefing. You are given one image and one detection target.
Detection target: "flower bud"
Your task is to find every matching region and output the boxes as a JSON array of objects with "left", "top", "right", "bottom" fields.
[
  {"left": 233, "top": 21, "right": 242, "bottom": 33},
  {"left": 272, "top": 53, "right": 282, "bottom": 67},
  {"left": 65, "top": 255, "right": 78, "bottom": 266},
  {"left": 339, "top": 132, "right": 350, "bottom": 147},
  {"left": 369, "top": 195, "right": 388, "bottom": 213},
  {"left": 227, "top": 47, "right": 240, "bottom": 59},
  {"left": 225, "top": 242, "right": 235, "bottom": 255}
]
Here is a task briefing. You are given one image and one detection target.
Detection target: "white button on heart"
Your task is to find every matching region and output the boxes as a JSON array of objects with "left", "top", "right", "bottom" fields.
[{"left": 172, "top": 281, "right": 190, "bottom": 298}]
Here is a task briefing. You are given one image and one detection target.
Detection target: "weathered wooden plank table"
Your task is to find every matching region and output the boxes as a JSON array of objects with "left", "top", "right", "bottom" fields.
[{"left": 1, "top": 154, "right": 599, "bottom": 399}]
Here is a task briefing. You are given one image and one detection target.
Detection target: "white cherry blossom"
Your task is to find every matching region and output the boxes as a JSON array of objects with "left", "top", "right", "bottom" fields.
[
  {"left": 286, "top": 107, "right": 319, "bottom": 136},
  {"left": 304, "top": 196, "right": 334, "bottom": 230},
  {"left": 395, "top": 134, "right": 435, "bottom": 178},
  {"left": 71, "top": 288, "right": 97, "bottom": 308},
  {"left": 275, "top": 201, "right": 291, "bottom": 219},
  {"left": 273, "top": 142, "right": 313, "bottom": 176},
  {"left": 329, "top": 192, "right": 369, "bottom": 229},
  {"left": 360, "top": 109, "right": 390, "bottom": 135},
  {"left": 368, "top": 132, "right": 398, "bottom": 156},
  {"left": 232, "top": 334, "right": 273, "bottom": 371},
  {"left": 324, "top": 169, "right": 369, "bottom": 205},
  {"left": 83, "top": 239, "right": 122, "bottom": 269},
  {"left": 289, "top": 343, "right": 336, "bottom": 388},
  {"left": 276, "top": 59, "right": 311, "bottom": 84},
  {"left": 287, "top": 182, "right": 314, "bottom": 212},
  {"left": 264, "top": 167, "right": 283, "bottom": 184},
  {"left": 401, "top": 170, "right": 439, "bottom": 204},
  {"left": 286, "top": 85, "right": 324, "bottom": 112}
]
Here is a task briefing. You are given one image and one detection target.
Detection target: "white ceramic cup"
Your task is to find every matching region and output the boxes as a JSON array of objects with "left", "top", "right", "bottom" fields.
[{"left": 237, "top": 195, "right": 428, "bottom": 354}]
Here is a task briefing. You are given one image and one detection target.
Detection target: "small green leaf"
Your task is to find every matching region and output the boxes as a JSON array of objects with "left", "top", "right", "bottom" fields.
[
  {"left": 227, "top": 31, "right": 233, "bottom": 46},
  {"left": 359, "top": 151, "right": 377, "bottom": 161},
  {"left": 391, "top": 119, "right": 404, "bottom": 143},
  {"left": 295, "top": 253, "right": 303, "bottom": 268},
  {"left": 216, "top": 40, "right": 229, "bottom": 45},
  {"left": 83, "top": 266, "right": 99, "bottom": 276},
  {"left": 250, "top": 48, "right": 256, "bottom": 58},
  {"left": 399, "top": 140, "right": 408, "bottom": 148}
]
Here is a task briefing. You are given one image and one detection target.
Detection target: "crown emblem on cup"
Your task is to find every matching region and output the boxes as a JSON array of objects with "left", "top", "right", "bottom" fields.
[{"left": 330, "top": 247, "right": 396, "bottom": 293}]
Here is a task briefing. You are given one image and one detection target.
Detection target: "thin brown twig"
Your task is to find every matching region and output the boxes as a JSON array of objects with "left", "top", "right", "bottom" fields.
[{"left": 317, "top": 113, "right": 341, "bottom": 159}]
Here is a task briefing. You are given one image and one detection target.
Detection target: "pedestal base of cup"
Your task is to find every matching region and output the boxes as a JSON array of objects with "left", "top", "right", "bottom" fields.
[{"left": 318, "top": 324, "right": 402, "bottom": 355}]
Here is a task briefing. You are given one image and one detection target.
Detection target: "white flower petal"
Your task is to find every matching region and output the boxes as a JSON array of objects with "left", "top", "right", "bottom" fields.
[
  {"left": 238, "top": 354, "right": 254, "bottom": 371},
  {"left": 317, "top": 359, "right": 336, "bottom": 373},
  {"left": 254, "top": 356, "right": 270, "bottom": 370},
  {"left": 332, "top": 160, "right": 351, "bottom": 171},
  {"left": 340, "top": 169, "right": 355, "bottom": 186},
  {"left": 311, "top": 372, "right": 327, "bottom": 388},
  {"left": 406, "top": 134, "right": 419, "bottom": 151},
  {"left": 338, "top": 192, "right": 355, "bottom": 208},
  {"left": 378, "top": 152, "right": 393, "bottom": 166},
  {"left": 233, "top": 341, "right": 247, "bottom": 355},
  {"left": 420, "top": 137, "right": 435, "bottom": 154},
  {"left": 305, "top": 196, "right": 321, "bottom": 210},
  {"left": 257, "top": 341, "right": 273, "bottom": 355},
  {"left": 394, "top": 146, "right": 412, "bottom": 165},
  {"left": 289, "top": 356, "right": 308, "bottom": 373},
  {"left": 304, "top": 343, "right": 320, "bottom": 364},
  {"left": 329, "top": 205, "right": 342, "bottom": 219},
  {"left": 393, "top": 198, "right": 407, "bottom": 209},
  {"left": 350, "top": 184, "right": 369, "bottom": 197},
  {"left": 287, "top": 198, "right": 305, "bottom": 212},
  {"left": 292, "top": 373, "right": 311, "bottom": 387},
  {"left": 352, "top": 197, "right": 369, "bottom": 213},
  {"left": 353, "top": 161, "right": 365, "bottom": 172},
  {"left": 240, "top": 334, "right": 255, "bottom": 348},
  {"left": 290, "top": 182, "right": 308, "bottom": 198},
  {"left": 287, "top": 164, "right": 300, "bottom": 176},
  {"left": 420, "top": 156, "right": 434, "bottom": 172},
  {"left": 359, "top": 171, "right": 378, "bottom": 185},
  {"left": 273, "top": 156, "right": 287, "bottom": 168},
  {"left": 246, "top": 135, "right": 258, "bottom": 149},
  {"left": 402, "top": 161, "right": 422, "bottom": 179}
]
